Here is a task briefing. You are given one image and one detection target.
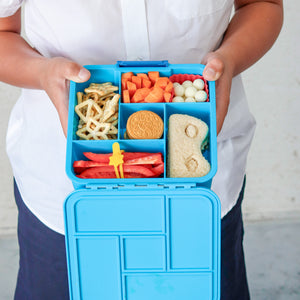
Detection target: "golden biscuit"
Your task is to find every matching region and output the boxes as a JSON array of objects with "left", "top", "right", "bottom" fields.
[{"left": 126, "top": 110, "right": 164, "bottom": 139}]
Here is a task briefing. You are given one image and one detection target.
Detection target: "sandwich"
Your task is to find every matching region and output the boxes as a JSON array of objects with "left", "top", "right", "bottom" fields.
[{"left": 168, "top": 114, "right": 210, "bottom": 178}]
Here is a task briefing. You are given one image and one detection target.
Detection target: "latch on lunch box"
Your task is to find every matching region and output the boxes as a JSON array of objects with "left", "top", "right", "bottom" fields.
[{"left": 117, "top": 60, "right": 169, "bottom": 68}]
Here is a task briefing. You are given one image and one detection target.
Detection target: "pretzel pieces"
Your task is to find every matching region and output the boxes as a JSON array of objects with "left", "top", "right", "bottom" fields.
[
  {"left": 75, "top": 99, "right": 103, "bottom": 123},
  {"left": 101, "top": 94, "right": 120, "bottom": 122},
  {"left": 84, "top": 83, "right": 118, "bottom": 97},
  {"left": 76, "top": 119, "right": 111, "bottom": 140},
  {"left": 75, "top": 82, "right": 119, "bottom": 140}
]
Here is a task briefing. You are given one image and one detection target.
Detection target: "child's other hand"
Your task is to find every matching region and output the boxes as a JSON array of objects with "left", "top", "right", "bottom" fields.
[
  {"left": 202, "top": 52, "right": 234, "bottom": 135},
  {"left": 40, "top": 57, "right": 91, "bottom": 137}
]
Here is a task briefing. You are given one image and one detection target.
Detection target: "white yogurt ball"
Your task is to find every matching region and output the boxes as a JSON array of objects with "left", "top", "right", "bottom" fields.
[
  {"left": 182, "top": 80, "right": 193, "bottom": 88},
  {"left": 195, "top": 90, "right": 207, "bottom": 102},
  {"left": 173, "top": 82, "right": 180, "bottom": 88},
  {"left": 185, "top": 97, "right": 196, "bottom": 102},
  {"left": 193, "top": 78, "right": 205, "bottom": 90},
  {"left": 185, "top": 86, "right": 197, "bottom": 98},
  {"left": 174, "top": 85, "right": 185, "bottom": 97},
  {"left": 172, "top": 96, "right": 185, "bottom": 102}
]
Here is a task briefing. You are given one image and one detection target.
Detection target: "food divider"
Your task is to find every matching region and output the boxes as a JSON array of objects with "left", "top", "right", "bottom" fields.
[{"left": 64, "top": 61, "right": 221, "bottom": 300}]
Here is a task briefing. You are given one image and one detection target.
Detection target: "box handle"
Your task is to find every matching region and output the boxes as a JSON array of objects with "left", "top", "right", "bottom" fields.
[{"left": 117, "top": 60, "right": 169, "bottom": 68}]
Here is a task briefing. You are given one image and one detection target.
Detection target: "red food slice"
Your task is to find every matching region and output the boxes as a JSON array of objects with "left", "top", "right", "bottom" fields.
[
  {"left": 83, "top": 152, "right": 163, "bottom": 165},
  {"left": 74, "top": 160, "right": 156, "bottom": 171},
  {"left": 77, "top": 165, "right": 156, "bottom": 178},
  {"left": 78, "top": 171, "right": 116, "bottom": 179},
  {"left": 152, "top": 163, "right": 164, "bottom": 176}
]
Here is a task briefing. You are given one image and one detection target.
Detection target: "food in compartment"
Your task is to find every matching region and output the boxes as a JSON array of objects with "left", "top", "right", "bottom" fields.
[
  {"left": 121, "top": 71, "right": 174, "bottom": 103},
  {"left": 125, "top": 110, "right": 164, "bottom": 139},
  {"left": 169, "top": 74, "right": 209, "bottom": 102},
  {"left": 75, "top": 82, "right": 120, "bottom": 140},
  {"left": 173, "top": 78, "right": 207, "bottom": 102},
  {"left": 74, "top": 151, "right": 164, "bottom": 179},
  {"left": 168, "top": 114, "right": 210, "bottom": 178}
]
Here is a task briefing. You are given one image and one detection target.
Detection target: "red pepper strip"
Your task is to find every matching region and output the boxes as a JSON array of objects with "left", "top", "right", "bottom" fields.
[
  {"left": 78, "top": 171, "right": 147, "bottom": 179},
  {"left": 78, "top": 172, "right": 147, "bottom": 179},
  {"left": 78, "top": 171, "right": 117, "bottom": 179},
  {"left": 73, "top": 160, "right": 157, "bottom": 174},
  {"left": 73, "top": 160, "right": 107, "bottom": 169},
  {"left": 83, "top": 152, "right": 163, "bottom": 165},
  {"left": 152, "top": 163, "right": 164, "bottom": 176},
  {"left": 123, "top": 165, "right": 156, "bottom": 177},
  {"left": 74, "top": 160, "right": 158, "bottom": 169},
  {"left": 73, "top": 166, "right": 88, "bottom": 174},
  {"left": 125, "top": 154, "right": 163, "bottom": 165},
  {"left": 77, "top": 165, "right": 157, "bottom": 179},
  {"left": 124, "top": 173, "right": 147, "bottom": 178}
]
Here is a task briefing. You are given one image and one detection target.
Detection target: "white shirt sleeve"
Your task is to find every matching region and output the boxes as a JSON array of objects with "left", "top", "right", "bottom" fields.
[{"left": 0, "top": 0, "right": 23, "bottom": 18}]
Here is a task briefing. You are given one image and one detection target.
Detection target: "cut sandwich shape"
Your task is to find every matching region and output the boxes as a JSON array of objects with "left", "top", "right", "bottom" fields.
[{"left": 168, "top": 114, "right": 210, "bottom": 178}]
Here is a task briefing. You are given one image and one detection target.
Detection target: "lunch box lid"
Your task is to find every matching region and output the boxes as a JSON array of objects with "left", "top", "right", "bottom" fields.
[{"left": 64, "top": 186, "right": 220, "bottom": 300}]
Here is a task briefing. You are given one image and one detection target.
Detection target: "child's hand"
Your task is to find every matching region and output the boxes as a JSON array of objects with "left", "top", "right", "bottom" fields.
[
  {"left": 202, "top": 52, "right": 234, "bottom": 135},
  {"left": 40, "top": 57, "right": 91, "bottom": 137}
]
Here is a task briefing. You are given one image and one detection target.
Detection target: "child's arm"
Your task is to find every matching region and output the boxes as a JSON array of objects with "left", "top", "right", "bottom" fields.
[
  {"left": 0, "top": 9, "right": 90, "bottom": 136},
  {"left": 202, "top": 0, "right": 283, "bottom": 134}
]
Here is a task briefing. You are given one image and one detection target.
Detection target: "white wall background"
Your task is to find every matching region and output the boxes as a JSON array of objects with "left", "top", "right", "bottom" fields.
[
  {"left": 0, "top": 1, "right": 299, "bottom": 235},
  {"left": 242, "top": 0, "right": 300, "bottom": 221}
]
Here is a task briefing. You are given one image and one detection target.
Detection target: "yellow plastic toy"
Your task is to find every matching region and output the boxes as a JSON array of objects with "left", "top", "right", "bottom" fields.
[{"left": 109, "top": 142, "right": 124, "bottom": 178}]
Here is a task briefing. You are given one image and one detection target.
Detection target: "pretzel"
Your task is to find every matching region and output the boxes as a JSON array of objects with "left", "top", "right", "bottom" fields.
[
  {"left": 84, "top": 84, "right": 118, "bottom": 97},
  {"left": 76, "top": 118, "right": 111, "bottom": 140},
  {"left": 108, "top": 124, "right": 118, "bottom": 135},
  {"left": 74, "top": 82, "right": 120, "bottom": 140},
  {"left": 106, "top": 112, "right": 118, "bottom": 123},
  {"left": 75, "top": 99, "right": 103, "bottom": 123},
  {"left": 76, "top": 92, "right": 84, "bottom": 104},
  {"left": 101, "top": 94, "right": 120, "bottom": 122}
]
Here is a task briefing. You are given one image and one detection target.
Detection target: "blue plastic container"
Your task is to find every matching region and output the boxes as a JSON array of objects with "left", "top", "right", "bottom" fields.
[{"left": 64, "top": 61, "right": 220, "bottom": 300}]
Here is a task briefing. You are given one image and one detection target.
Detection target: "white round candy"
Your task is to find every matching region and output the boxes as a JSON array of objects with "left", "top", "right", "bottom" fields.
[
  {"left": 195, "top": 90, "right": 207, "bottom": 102},
  {"left": 174, "top": 85, "right": 185, "bottom": 97},
  {"left": 173, "top": 82, "right": 180, "bottom": 88},
  {"left": 182, "top": 80, "right": 193, "bottom": 88},
  {"left": 185, "top": 86, "right": 197, "bottom": 98},
  {"left": 172, "top": 96, "right": 185, "bottom": 102},
  {"left": 185, "top": 97, "right": 196, "bottom": 102},
  {"left": 193, "top": 78, "right": 205, "bottom": 90}
]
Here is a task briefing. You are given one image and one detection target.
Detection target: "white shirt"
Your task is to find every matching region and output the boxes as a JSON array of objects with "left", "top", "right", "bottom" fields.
[{"left": 1, "top": 0, "right": 256, "bottom": 234}]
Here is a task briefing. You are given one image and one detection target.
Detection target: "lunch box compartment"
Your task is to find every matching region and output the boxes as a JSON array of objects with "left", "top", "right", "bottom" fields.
[
  {"left": 69, "top": 139, "right": 166, "bottom": 187},
  {"left": 119, "top": 103, "right": 165, "bottom": 140},
  {"left": 70, "top": 66, "right": 119, "bottom": 140}
]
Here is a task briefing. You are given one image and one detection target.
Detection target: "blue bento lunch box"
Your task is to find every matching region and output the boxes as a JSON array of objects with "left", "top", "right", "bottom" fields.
[{"left": 64, "top": 61, "right": 221, "bottom": 300}]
